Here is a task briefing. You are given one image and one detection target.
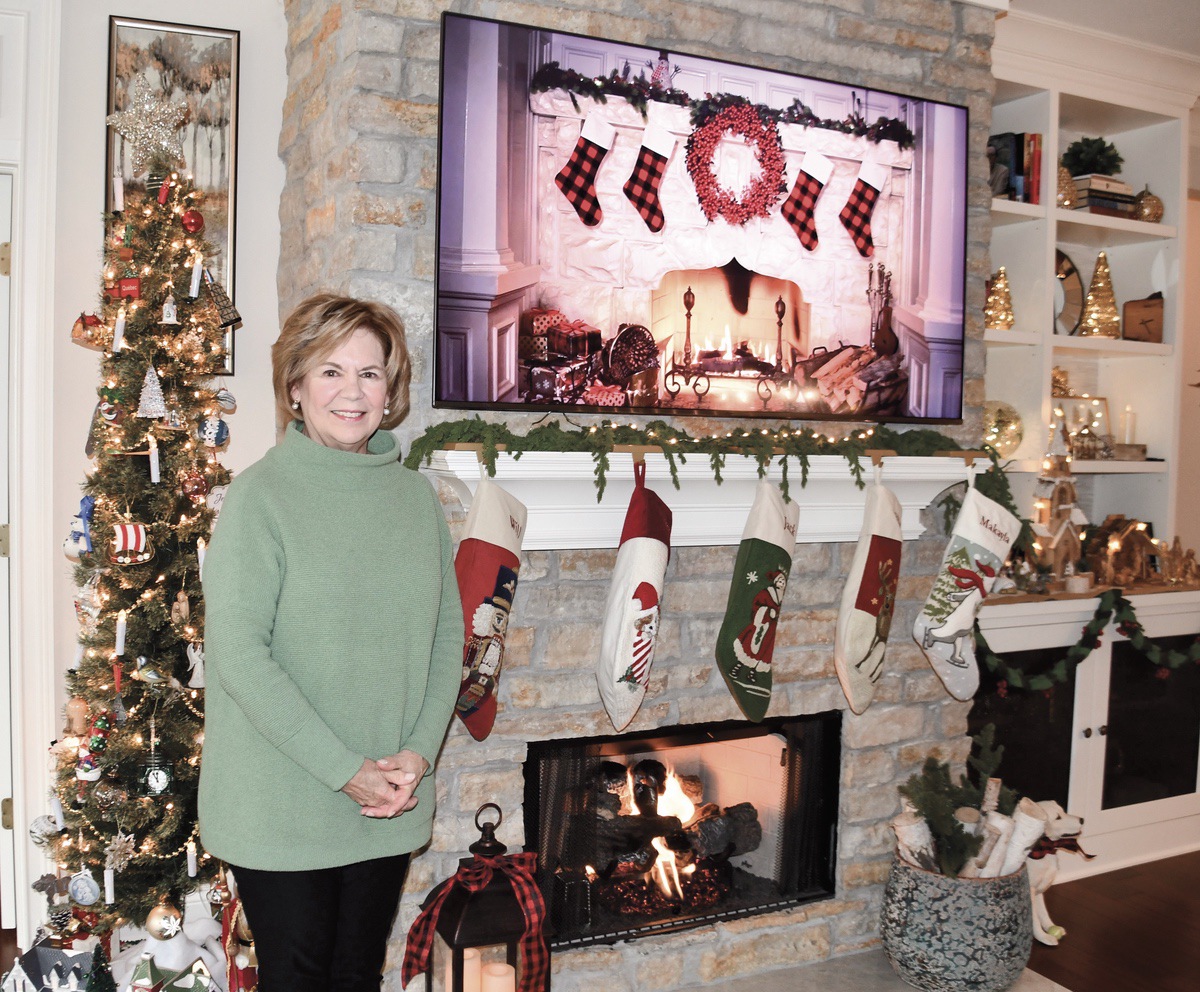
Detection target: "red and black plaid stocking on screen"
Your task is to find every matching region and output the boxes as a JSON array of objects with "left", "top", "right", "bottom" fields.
[
  {"left": 623, "top": 123, "right": 676, "bottom": 233},
  {"left": 780, "top": 151, "right": 833, "bottom": 251},
  {"left": 839, "top": 160, "right": 889, "bottom": 257},
  {"left": 555, "top": 113, "right": 616, "bottom": 227}
]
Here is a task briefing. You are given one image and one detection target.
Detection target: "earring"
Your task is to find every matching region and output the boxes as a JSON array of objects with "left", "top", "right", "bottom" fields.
[
  {"left": 291, "top": 401, "right": 300, "bottom": 410},
  {"left": 384, "top": 407, "right": 391, "bottom": 416}
]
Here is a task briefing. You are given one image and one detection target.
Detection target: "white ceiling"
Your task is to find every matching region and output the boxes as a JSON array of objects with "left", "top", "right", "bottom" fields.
[{"left": 1007, "top": 0, "right": 1200, "bottom": 59}]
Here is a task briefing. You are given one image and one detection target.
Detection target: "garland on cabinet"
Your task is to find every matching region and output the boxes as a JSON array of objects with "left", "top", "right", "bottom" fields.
[{"left": 975, "top": 588, "right": 1200, "bottom": 693}]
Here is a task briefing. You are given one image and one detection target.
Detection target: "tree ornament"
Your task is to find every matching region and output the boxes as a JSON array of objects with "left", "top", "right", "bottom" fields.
[
  {"left": 104, "top": 74, "right": 187, "bottom": 175},
  {"left": 197, "top": 415, "right": 230, "bottom": 448},
  {"left": 72, "top": 312, "right": 104, "bottom": 349},
  {"left": 984, "top": 267, "right": 1015, "bottom": 331},
  {"left": 145, "top": 898, "right": 184, "bottom": 939},
  {"left": 1079, "top": 251, "right": 1121, "bottom": 338},
  {"left": 983, "top": 400, "right": 1024, "bottom": 457},
  {"left": 215, "top": 387, "right": 237, "bottom": 411},
  {"left": 180, "top": 469, "right": 210, "bottom": 504},
  {"left": 64, "top": 495, "right": 96, "bottom": 558},
  {"left": 161, "top": 292, "right": 179, "bottom": 325},
  {"left": 163, "top": 391, "right": 186, "bottom": 430},
  {"left": 137, "top": 365, "right": 168, "bottom": 418},
  {"left": 1134, "top": 184, "right": 1164, "bottom": 223},
  {"left": 109, "top": 521, "right": 155, "bottom": 565},
  {"left": 132, "top": 654, "right": 169, "bottom": 686},
  {"left": 137, "top": 737, "right": 173, "bottom": 796},
  {"left": 171, "top": 589, "right": 191, "bottom": 625},
  {"left": 180, "top": 207, "right": 205, "bottom": 234},
  {"left": 65, "top": 696, "right": 91, "bottom": 736},
  {"left": 106, "top": 831, "right": 136, "bottom": 873},
  {"left": 203, "top": 268, "right": 242, "bottom": 327},
  {"left": 92, "top": 776, "right": 129, "bottom": 820},
  {"left": 186, "top": 641, "right": 205, "bottom": 689},
  {"left": 68, "top": 867, "right": 102, "bottom": 907}
]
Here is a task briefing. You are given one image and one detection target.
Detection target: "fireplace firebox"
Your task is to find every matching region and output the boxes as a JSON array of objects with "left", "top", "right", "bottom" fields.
[{"left": 523, "top": 713, "right": 841, "bottom": 949}]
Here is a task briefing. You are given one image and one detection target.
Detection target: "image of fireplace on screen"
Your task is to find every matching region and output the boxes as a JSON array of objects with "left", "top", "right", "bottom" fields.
[
  {"left": 523, "top": 713, "right": 841, "bottom": 949},
  {"left": 435, "top": 12, "right": 967, "bottom": 423}
]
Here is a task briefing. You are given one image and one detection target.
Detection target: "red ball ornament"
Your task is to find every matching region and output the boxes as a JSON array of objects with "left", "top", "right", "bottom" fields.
[
  {"left": 180, "top": 470, "right": 210, "bottom": 504},
  {"left": 181, "top": 209, "right": 205, "bottom": 234}
]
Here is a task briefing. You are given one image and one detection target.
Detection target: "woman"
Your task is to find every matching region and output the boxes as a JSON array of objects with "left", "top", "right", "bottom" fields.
[{"left": 199, "top": 295, "right": 462, "bottom": 991}]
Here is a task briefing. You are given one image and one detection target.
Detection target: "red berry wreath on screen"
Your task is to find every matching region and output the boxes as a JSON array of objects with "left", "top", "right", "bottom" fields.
[{"left": 685, "top": 103, "right": 786, "bottom": 225}]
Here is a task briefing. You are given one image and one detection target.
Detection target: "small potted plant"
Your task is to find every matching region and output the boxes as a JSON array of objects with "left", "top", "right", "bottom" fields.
[
  {"left": 1061, "top": 136, "right": 1123, "bottom": 180},
  {"left": 880, "top": 728, "right": 1038, "bottom": 992}
]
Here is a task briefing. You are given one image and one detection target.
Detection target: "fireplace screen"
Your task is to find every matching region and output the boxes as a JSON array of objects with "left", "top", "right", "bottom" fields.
[{"left": 523, "top": 713, "right": 840, "bottom": 948}]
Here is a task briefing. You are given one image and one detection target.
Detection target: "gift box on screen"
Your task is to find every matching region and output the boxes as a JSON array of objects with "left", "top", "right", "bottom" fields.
[
  {"left": 528, "top": 354, "right": 598, "bottom": 402},
  {"left": 548, "top": 320, "right": 603, "bottom": 359},
  {"left": 519, "top": 307, "right": 563, "bottom": 360}
]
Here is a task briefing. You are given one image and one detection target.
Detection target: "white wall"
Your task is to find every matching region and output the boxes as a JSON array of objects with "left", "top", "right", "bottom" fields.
[
  {"left": 53, "top": 0, "right": 287, "bottom": 677},
  {"left": 1180, "top": 196, "right": 1200, "bottom": 553}
]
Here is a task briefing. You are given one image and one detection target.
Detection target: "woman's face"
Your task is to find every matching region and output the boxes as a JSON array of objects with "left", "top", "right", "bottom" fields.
[{"left": 291, "top": 328, "right": 388, "bottom": 454}]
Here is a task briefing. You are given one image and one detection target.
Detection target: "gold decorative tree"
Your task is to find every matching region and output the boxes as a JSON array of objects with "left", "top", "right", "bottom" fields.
[
  {"left": 984, "top": 267, "right": 1015, "bottom": 331},
  {"left": 1079, "top": 251, "right": 1120, "bottom": 338}
]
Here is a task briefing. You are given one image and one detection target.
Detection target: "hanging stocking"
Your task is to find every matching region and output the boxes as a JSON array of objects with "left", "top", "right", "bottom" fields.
[
  {"left": 555, "top": 113, "right": 616, "bottom": 227},
  {"left": 455, "top": 477, "right": 528, "bottom": 741},
  {"left": 780, "top": 151, "right": 834, "bottom": 251},
  {"left": 596, "top": 461, "right": 672, "bottom": 731},
  {"left": 714, "top": 479, "right": 799, "bottom": 722},
  {"left": 913, "top": 483, "right": 1019, "bottom": 701},
  {"left": 839, "top": 160, "right": 889, "bottom": 257},
  {"left": 834, "top": 475, "right": 903, "bottom": 714},
  {"left": 623, "top": 123, "right": 676, "bottom": 233}
]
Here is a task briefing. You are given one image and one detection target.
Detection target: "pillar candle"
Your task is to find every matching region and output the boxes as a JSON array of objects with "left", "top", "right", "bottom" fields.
[
  {"left": 148, "top": 435, "right": 160, "bottom": 484},
  {"left": 479, "top": 962, "right": 515, "bottom": 992},
  {"left": 190, "top": 254, "right": 203, "bottom": 298},
  {"left": 115, "top": 611, "right": 127, "bottom": 656},
  {"left": 1123, "top": 404, "right": 1136, "bottom": 444},
  {"left": 444, "top": 948, "right": 482, "bottom": 992},
  {"left": 112, "top": 306, "right": 127, "bottom": 353}
]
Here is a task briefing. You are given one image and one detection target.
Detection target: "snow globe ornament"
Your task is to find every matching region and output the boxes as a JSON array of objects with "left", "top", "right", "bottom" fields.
[
  {"left": 68, "top": 867, "right": 101, "bottom": 907},
  {"left": 197, "top": 414, "right": 230, "bottom": 448},
  {"left": 163, "top": 391, "right": 186, "bottom": 430},
  {"left": 92, "top": 775, "right": 129, "bottom": 820}
]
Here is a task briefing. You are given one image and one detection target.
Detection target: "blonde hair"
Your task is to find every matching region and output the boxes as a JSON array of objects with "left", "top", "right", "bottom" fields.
[{"left": 272, "top": 294, "right": 411, "bottom": 431}]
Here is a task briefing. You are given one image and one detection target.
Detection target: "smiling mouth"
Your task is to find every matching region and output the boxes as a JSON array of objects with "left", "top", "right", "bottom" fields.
[{"left": 332, "top": 410, "right": 366, "bottom": 420}]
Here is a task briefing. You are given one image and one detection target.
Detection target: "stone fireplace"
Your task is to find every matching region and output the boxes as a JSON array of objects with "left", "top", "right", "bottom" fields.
[{"left": 276, "top": 1, "right": 998, "bottom": 988}]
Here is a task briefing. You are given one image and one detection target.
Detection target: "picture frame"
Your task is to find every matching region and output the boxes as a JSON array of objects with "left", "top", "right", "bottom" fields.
[
  {"left": 106, "top": 16, "right": 240, "bottom": 373},
  {"left": 1055, "top": 395, "right": 1112, "bottom": 459}
]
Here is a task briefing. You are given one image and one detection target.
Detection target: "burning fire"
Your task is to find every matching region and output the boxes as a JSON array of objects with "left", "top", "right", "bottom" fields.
[{"left": 632, "top": 769, "right": 698, "bottom": 899}]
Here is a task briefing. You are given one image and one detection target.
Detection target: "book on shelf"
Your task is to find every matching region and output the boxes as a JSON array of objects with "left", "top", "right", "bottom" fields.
[
  {"left": 1071, "top": 173, "right": 1134, "bottom": 196},
  {"left": 989, "top": 131, "right": 1042, "bottom": 204},
  {"left": 1073, "top": 190, "right": 1138, "bottom": 216}
]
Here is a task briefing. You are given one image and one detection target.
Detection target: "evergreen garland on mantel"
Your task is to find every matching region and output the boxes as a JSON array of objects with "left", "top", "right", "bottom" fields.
[{"left": 403, "top": 416, "right": 1017, "bottom": 512}]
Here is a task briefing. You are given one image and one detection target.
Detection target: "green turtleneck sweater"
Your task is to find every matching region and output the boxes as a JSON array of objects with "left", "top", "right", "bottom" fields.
[{"left": 198, "top": 423, "right": 462, "bottom": 870}]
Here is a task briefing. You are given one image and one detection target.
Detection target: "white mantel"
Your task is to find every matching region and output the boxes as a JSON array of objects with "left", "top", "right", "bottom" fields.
[{"left": 422, "top": 451, "right": 972, "bottom": 549}]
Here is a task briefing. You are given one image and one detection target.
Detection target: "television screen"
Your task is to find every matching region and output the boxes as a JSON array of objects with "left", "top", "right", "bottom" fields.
[{"left": 434, "top": 12, "right": 968, "bottom": 423}]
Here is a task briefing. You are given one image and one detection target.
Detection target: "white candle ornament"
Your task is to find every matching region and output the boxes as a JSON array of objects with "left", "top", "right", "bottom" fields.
[
  {"left": 187, "top": 840, "right": 198, "bottom": 877},
  {"left": 197, "top": 537, "right": 206, "bottom": 574},
  {"left": 115, "top": 610, "right": 127, "bottom": 656},
  {"left": 190, "top": 254, "right": 203, "bottom": 298},
  {"left": 148, "top": 434, "right": 160, "bottom": 484},
  {"left": 104, "top": 867, "right": 115, "bottom": 904},
  {"left": 112, "top": 306, "right": 127, "bottom": 353},
  {"left": 51, "top": 794, "right": 65, "bottom": 831},
  {"left": 112, "top": 171, "right": 125, "bottom": 212}
]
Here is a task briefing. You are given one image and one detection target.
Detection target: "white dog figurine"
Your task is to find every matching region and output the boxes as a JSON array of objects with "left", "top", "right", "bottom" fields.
[{"left": 1026, "top": 799, "right": 1093, "bottom": 946}]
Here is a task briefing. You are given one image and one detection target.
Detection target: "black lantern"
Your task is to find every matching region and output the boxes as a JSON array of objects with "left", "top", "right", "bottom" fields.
[{"left": 404, "top": 803, "right": 550, "bottom": 992}]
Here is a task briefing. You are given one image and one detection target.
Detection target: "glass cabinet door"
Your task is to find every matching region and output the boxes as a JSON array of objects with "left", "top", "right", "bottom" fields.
[{"left": 1102, "top": 635, "right": 1200, "bottom": 811}]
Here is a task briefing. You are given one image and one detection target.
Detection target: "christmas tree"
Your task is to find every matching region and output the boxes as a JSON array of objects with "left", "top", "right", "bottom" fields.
[
  {"left": 1079, "top": 251, "right": 1120, "bottom": 338},
  {"left": 39, "top": 84, "right": 237, "bottom": 939},
  {"left": 983, "top": 266, "right": 1014, "bottom": 331}
]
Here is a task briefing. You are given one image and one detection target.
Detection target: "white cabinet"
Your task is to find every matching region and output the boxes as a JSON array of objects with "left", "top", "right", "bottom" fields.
[
  {"left": 987, "top": 13, "right": 1200, "bottom": 541},
  {"left": 975, "top": 591, "right": 1200, "bottom": 878}
]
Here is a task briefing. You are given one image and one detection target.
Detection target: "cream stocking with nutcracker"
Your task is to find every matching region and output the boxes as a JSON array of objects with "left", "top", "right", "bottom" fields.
[
  {"left": 913, "top": 480, "right": 1019, "bottom": 701},
  {"left": 454, "top": 476, "right": 527, "bottom": 741},
  {"left": 834, "top": 472, "right": 903, "bottom": 714},
  {"left": 596, "top": 461, "right": 672, "bottom": 732},
  {"left": 714, "top": 479, "right": 799, "bottom": 722}
]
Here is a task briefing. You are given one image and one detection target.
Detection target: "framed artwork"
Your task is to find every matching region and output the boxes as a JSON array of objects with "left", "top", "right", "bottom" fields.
[{"left": 106, "top": 16, "right": 240, "bottom": 372}]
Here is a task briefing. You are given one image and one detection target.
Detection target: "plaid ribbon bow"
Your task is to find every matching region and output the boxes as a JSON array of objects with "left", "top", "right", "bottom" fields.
[
  {"left": 1028, "top": 836, "right": 1094, "bottom": 860},
  {"left": 402, "top": 852, "right": 547, "bottom": 992}
]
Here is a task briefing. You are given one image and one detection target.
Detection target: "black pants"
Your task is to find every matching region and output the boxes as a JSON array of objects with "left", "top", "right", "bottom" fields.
[{"left": 232, "top": 854, "right": 411, "bottom": 992}]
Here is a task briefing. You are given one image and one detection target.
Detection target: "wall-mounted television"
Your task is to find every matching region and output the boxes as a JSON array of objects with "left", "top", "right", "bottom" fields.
[{"left": 434, "top": 12, "right": 968, "bottom": 423}]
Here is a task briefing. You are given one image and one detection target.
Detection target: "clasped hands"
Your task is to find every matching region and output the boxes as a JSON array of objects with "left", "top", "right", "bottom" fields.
[{"left": 341, "top": 750, "right": 429, "bottom": 818}]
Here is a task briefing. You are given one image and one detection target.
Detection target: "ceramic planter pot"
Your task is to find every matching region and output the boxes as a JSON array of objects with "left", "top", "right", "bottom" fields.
[{"left": 880, "top": 857, "right": 1033, "bottom": 992}]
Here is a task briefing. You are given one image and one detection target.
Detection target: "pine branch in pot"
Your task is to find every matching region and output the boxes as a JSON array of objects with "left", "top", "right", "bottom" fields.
[
  {"left": 1061, "top": 136, "right": 1123, "bottom": 179},
  {"left": 879, "top": 727, "right": 1037, "bottom": 992}
]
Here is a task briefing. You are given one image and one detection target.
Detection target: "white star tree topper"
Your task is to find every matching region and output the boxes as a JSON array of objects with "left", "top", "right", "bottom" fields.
[{"left": 106, "top": 74, "right": 188, "bottom": 175}]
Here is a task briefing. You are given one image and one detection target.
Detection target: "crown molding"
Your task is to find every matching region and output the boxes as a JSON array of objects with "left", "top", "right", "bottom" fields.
[{"left": 994, "top": 10, "right": 1200, "bottom": 116}]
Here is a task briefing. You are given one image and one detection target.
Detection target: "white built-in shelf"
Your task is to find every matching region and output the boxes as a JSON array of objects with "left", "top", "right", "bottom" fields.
[
  {"left": 984, "top": 328, "right": 1042, "bottom": 346},
  {"left": 991, "top": 198, "right": 1046, "bottom": 225},
  {"left": 1055, "top": 208, "right": 1177, "bottom": 248},
  {"left": 423, "top": 451, "right": 971, "bottom": 549},
  {"left": 1007, "top": 458, "right": 1169, "bottom": 475},
  {"left": 1050, "top": 336, "right": 1173, "bottom": 358}
]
